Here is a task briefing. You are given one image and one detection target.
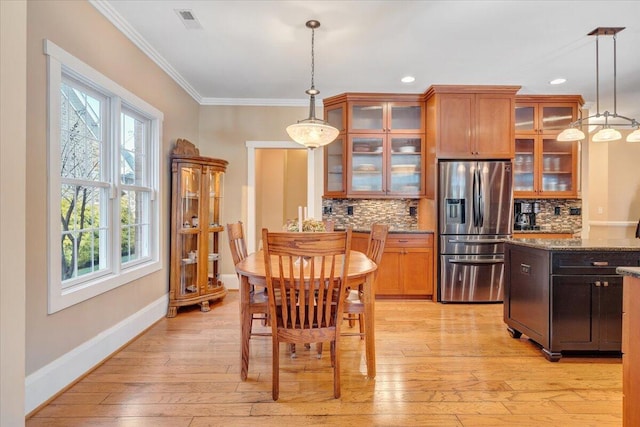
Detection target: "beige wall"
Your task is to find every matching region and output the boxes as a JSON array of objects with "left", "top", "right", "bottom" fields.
[
  {"left": 587, "top": 129, "right": 640, "bottom": 238},
  {"left": 1, "top": 0, "right": 27, "bottom": 422},
  {"left": 25, "top": 0, "right": 200, "bottom": 376},
  {"left": 197, "top": 105, "right": 308, "bottom": 273}
]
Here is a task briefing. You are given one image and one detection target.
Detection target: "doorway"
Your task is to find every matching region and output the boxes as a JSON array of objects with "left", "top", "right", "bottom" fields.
[{"left": 245, "top": 141, "right": 319, "bottom": 252}]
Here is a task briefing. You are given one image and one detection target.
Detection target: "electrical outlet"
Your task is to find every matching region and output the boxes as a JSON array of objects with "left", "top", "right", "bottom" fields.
[
  {"left": 554, "top": 206, "right": 561, "bottom": 215},
  {"left": 409, "top": 206, "right": 417, "bottom": 216},
  {"left": 569, "top": 207, "right": 581, "bottom": 215},
  {"left": 347, "top": 206, "right": 354, "bottom": 216},
  {"left": 322, "top": 206, "right": 332, "bottom": 215}
]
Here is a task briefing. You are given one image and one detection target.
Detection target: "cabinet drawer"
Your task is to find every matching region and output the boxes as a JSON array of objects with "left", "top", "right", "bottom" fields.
[
  {"left": 386, "top": 233, "right": 433, "bottom": 248},
  {"left": 552, "top": 251, "right": 640, "bottom": 275}
]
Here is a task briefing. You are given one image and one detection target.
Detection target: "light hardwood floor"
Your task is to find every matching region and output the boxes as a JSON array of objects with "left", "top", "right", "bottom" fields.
[{"left": 27, "top": 291, "right": 622, "bottom": 426}]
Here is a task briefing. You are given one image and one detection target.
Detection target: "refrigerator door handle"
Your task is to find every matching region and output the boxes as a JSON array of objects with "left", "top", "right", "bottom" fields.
[
  {"left": 472, "top": 169, "right": 478, "bottom": 226},
  {"left": 478, "top": 168, "right": 484, "bottom": 227},
  {"left": 448, "top": 238, "right": 506, "bottom": 244},
  {"left": 449, "top": 258, "right": 504, "bottom": 265}
]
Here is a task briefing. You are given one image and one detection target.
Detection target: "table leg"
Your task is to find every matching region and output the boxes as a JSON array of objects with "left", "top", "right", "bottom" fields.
[
  {"left": 239, "top": 274, "right": 251, "bottom": 381},
  {"left": 363, "top": 272, "right": 376, "bottom": 378}
]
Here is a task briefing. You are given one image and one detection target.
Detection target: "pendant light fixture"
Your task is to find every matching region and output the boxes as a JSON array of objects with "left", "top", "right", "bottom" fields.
[
  {"left": 286, "top": 20, "right": 339, "bottom": 149},
  {"left": 557, "top": 27, "right": 639, "bottom": 143}
]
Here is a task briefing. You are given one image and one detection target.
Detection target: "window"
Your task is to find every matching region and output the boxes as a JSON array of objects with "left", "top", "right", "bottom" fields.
[{"left": 46, "top": 40, "right": 163, "bottom": 313}]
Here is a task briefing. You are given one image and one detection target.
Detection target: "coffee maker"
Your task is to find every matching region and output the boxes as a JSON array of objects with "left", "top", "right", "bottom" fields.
[{"left": 514, "top": 202, "right": 539, "bottom": 230}]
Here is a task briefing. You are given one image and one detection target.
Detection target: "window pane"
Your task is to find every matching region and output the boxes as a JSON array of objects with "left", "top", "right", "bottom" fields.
[
  {"left": 60, "top": 81, "right": 103, "bottom": 181},
  {"left": 121, "top": 190, "right": 150, "bottom": 264},
  {"left": 60, "top": 184, "right": 108, "bottom": 284},
  {"left": 121, "top": 111, "right": 147, "bottom": 186}
]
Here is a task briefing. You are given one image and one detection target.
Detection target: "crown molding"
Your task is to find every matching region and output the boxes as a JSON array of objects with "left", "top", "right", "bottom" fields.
[
  {"left": 200, "top": 98, "right": 313, "bottom": 107},
  {"left": 88, "top": 0, "right": 203, "bottom": 103}
]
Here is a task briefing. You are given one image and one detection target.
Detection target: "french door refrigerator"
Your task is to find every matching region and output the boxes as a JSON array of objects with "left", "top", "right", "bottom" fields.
[{"left": 438, "top": 160, "right": 513, "bottom": 302}]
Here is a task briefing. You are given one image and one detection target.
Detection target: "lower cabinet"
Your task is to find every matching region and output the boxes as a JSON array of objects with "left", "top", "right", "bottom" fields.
[
  {"left": 551, "top": 275, "right": 623, "bottom": 353},
  {"left": 352, "top": 232, "right": 434, "bottom": 298}
]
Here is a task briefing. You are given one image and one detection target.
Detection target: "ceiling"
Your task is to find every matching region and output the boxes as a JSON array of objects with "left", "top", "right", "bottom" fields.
[{"left": 93, "top": 0, "right": 640, "bottom": 123}]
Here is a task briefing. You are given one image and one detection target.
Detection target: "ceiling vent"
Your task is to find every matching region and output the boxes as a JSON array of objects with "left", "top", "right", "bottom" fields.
[{"left": 175, "top": 9, "right": 202, "bottom": 30}]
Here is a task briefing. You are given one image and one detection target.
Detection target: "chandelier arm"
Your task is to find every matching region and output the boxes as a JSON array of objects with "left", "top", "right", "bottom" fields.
[{"left": 613, "top": 33, "right": 617, "bottom": 116}]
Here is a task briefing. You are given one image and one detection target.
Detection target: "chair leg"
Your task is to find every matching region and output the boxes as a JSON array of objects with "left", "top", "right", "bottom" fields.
[
  {"left": 332, "top": 339, "right": 340, "bottom": 398},
  {"left": 315, "top": 342, "right": 323, "bottom": 359},
  {"left": 272, "top": 339, "right": 280, "bottom": 401},
  {"left": 359, "top": 313, "right": 365, "bottom": 339}
]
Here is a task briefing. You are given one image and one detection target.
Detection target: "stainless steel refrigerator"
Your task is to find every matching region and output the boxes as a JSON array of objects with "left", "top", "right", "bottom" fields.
[{"left": 438, "top": 160, "right": 513, "bottom": 302}]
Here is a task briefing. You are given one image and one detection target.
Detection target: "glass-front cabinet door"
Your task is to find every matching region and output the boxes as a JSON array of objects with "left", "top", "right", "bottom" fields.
[
  {"left": 388, "top": 102, "right": 423, "bottom": 133},
  {"left": 541, "top": 138, "right": 576, "bottom": 195},
  {"left": 515, "top": 103, "right": 577, "bottom": 134},
  {"left": 514, "top": 138, "right": 535, "bottom": 194},
  {"left": 178, "top": 163, "right": 201, "bottom": 297},
  {"left": 389, "top": 135, "right": 423, "bottom": 195},
  {"left": 205, "top": 166, "right": 224, "bottom": 293},
  {"left": 349, "top": 136, "right": 384, "bottom": 194},
  {"left": 324, "top": 136, "right": 345, "bottom": 196}
]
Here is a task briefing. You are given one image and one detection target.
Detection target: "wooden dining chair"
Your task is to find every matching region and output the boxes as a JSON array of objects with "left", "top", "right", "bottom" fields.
[
  {"left": 227, "top": 221, "right": 269, "bottom": 332},
  {"left": 344, "top": 223, "right": 389, "bottom": 336},
  {"left": 262, "top": 227, "right": 352, "bottom": 400}
]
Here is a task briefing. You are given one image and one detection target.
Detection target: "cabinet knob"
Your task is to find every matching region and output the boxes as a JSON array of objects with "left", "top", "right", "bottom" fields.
[{"left": 594, "top": 281, "right": 601, "bottom": 287}]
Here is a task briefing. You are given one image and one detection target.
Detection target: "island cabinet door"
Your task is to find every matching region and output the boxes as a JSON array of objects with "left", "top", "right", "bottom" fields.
[{"left": 551, "top": 275, "right": 623, "bottom": 352}]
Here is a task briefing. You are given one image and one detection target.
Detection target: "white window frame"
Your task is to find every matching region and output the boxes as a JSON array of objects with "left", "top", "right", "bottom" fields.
[{"left": 45, "top": 40, "right": 163, "bottom": 313}]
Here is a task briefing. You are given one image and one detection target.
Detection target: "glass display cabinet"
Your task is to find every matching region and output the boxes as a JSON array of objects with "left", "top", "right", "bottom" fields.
[{"left": 168, "top": 139, "right": 228, "bottom": 317}]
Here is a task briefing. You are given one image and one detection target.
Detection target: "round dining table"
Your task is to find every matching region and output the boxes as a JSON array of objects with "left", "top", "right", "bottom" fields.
[{"left": 235, "top": 250, "right": 378, "bottom": 380}]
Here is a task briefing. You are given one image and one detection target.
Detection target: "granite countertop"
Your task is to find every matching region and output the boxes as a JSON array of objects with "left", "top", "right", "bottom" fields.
[
  {"left": 617, "top": 266, "right": 640, "bottom": 278},
  {"left": 506, "top": 238, "right": 640, "bottom": 251},
  {"left": 512, "top": 228, "right": 581, "bottom": 235}
]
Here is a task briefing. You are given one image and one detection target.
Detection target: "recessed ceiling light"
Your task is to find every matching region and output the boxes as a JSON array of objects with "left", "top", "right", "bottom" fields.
[
  {"left": 549, "top": 78, "right": 567, "bottom": 85},
  {"left": 401, "top": 76, "right": 415, "bottom": 83}
]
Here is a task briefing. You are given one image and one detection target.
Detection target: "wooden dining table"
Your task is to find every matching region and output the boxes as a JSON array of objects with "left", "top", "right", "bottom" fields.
[{"left": 235, "top": 250, "right": 378, "bottom": 380}]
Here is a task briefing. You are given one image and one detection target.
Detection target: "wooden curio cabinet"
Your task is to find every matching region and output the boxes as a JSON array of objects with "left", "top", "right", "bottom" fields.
[
  {"left": 168, "top": 139, "right": 228, "bottom": 317},
  {"left": 323, "top": 93, "right": 425, "bottom": 198},
  {"left": 513, "top": 95, "right": 584, "bottom": 198}
]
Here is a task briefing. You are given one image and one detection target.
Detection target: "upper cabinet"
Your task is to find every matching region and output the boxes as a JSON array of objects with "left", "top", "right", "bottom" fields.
[
  {"left": 323, "top": 93, "right": 425, "bottom": 198},
  {"left": 513, "top": 95, "right": 584, "bottom": 198},
  {"left": 424, "top": 85, "right": 520, "bottom": 159}
]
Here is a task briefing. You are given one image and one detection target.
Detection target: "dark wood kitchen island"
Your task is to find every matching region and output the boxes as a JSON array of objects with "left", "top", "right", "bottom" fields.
[{"left": 503, "top": 238, "right": 640, "bottom": 361}]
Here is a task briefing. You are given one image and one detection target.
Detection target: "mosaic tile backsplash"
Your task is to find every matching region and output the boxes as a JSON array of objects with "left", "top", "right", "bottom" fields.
[
  {"left": 515, "top": 198, "right": 583, "bottom": 230},
  {"left": 322, "top": 198, "right": 582, "bottom": 232},
  {"left": 322, "top": 199, "right": 419, "bottom": 231}
]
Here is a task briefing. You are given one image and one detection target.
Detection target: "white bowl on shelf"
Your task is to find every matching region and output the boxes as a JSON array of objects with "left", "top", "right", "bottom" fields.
[{"left": 398, "top": 145, "right": 417, "bottom": 153}]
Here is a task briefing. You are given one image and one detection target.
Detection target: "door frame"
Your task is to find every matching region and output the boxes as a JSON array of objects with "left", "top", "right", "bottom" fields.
[{"left": 245, "top": 141, "right": 318, "bottom": 252}]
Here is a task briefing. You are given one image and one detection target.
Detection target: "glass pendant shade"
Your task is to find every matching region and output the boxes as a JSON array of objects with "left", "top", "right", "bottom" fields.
[
  {"left": 592, "top": 127, "right": 622, "bottom": 142},
  {"left": 557, "top": 127, "right": 585, "bottom": 142},
  {"left": 286, "top": 119, "right": 340, "bottom": 149},
  {"left": 626, "top": 129, "right": 640, "bottom": 142}
]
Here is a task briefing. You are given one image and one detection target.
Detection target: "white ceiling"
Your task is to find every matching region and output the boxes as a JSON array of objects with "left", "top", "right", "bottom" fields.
[{"left": 93, "top": 0, "right": 640, "bottom": 123}]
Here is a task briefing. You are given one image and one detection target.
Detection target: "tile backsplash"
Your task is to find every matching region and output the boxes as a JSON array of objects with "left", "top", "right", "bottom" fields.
[
  {"left": 322, "top": 199, "right": 419, "bottom": 230},
  {"left": 515, "top": 198, "right": 583, "bottom": 230},
  {"left": 321, "top": 197, "right": 582, "bottom": 232}
]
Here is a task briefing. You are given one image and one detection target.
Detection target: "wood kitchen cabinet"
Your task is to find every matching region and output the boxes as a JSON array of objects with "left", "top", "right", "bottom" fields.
[
  {"left": 620, "top": 272, "right": 640, "bottom": 427},
  {"left": 169, "top": 143, "right": 228, "bottom": 317},
  {"left": 513, "top": 95, "right": 584, "bottom": 198},
  {"left": 424, "top": 85, "right": 520, "bottom": 159},
  {"left": 352, "top": 232, "right": 434, "bottom": 298},
  {"left": 353, "top": 232, "right": 434, "bottom": 298},
  {"left": 323, "top": 93, "right": 425, "bottom": 198}
]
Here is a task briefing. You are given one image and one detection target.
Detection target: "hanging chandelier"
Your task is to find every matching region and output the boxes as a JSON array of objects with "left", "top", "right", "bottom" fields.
[
  {"left": 286, "top": 20, "right": 339, "bottom": 149},
  {"left": 557, "top": 27, "right": 640, "bottom": 143}
]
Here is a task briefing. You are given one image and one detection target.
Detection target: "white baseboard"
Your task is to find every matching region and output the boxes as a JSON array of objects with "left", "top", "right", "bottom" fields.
[
  {"left": 25, "top": 293, "right": 168, "bottom": 415},
  {"left": 221, "top": 273, "right": 239, "bottom": 290},
  {"left": 589, "top": 220, "right": 636, "bottom": 227}
]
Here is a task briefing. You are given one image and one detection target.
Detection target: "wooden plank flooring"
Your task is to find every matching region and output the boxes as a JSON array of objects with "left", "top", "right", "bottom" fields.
[{"left": 27, "top": 291, "right": 622, "bottom": 426}]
